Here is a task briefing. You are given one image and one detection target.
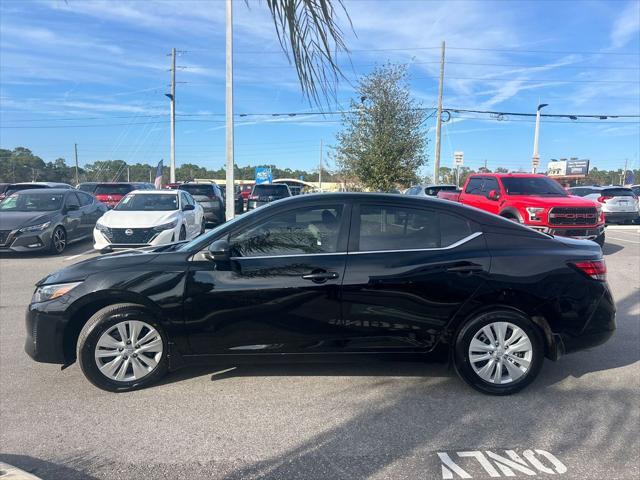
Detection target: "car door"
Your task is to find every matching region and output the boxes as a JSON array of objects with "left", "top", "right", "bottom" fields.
[
  {"left": 462, "top": 177, "right": 485, "bottom": 210},
  {"left": 478, "top": 176, "right": 502, "bottom": 215},
  {"left": 63, "top": 192, "right": 83, "bottom": 241},
  {"left": 184, "top": 201, "right": 350, "bottom": 354},
  {"left": 75, "top": 191, "right": 97, "bottom": 238},
  {"left": 179, "top": 191, "right": 196, "bottom": 237},
  {"left": 340, "top": 201, "right": 490, "bottom": 352}
]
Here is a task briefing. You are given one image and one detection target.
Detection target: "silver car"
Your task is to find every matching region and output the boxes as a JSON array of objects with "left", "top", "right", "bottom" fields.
[
  {"left": 406, "top": 184, "right": 458, "bottom": 197},
  {"left": 569, "top": 186, "right": 639, "bottom": 224}
]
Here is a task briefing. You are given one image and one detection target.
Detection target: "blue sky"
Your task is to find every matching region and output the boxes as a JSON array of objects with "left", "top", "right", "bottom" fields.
[{"left": 1, "top": 0, "right": 639, "bottom": 178}]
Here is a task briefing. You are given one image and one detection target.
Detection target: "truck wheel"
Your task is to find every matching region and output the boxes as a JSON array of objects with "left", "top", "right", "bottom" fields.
[{"left": 501, "top": 214, "right": 520, "bottom": 223}]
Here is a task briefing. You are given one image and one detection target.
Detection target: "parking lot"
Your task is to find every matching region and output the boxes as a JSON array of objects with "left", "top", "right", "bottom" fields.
[{"left": 0, "top": 227, "right": 638, "bottom": 480}]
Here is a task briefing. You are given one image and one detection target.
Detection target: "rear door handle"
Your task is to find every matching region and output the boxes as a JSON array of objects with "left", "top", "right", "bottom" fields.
[
  {"left": 445, "top": 265, "right": 484, "bottom": 274},
  {"left": 302, "top": 271, "right": 339, "bottom": 282}
]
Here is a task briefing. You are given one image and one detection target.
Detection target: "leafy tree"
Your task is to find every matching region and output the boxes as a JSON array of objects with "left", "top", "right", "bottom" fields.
[{"left": 334, "top": 64, "right": 429, "bottom": 191}]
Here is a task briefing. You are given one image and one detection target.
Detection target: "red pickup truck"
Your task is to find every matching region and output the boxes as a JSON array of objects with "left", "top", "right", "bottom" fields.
[{"left": 437, "top": 173, "right": 606, "bottom": 245}]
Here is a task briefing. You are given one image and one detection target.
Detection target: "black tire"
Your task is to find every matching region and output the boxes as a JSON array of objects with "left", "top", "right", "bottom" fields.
[
  {"left": 453, "top": 310, "right": 544, "bottom": 395},
  {"left": 501, "top": 214, "right": 520, "bottom": 223},
  {"left": 49, "top": 226, "right": 67, "bottom": 254},
  {"left": 595, "top": 232, "right": 605, "bottom": 247},
  {"left": 200, "top": 220, "right": 206, "bottom": 235},
  {"left": 76, "top": 303, "right": 169, "bottom": 392},
  {"left": 179, "top": 226, "right": 186, "bottom": 241}
]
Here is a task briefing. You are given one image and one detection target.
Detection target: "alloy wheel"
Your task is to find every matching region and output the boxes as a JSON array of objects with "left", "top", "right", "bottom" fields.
[
  {"left": 52, "top": 228, "right": 66, "bottom": 253},
  {"left": 468, "top": 321, "right": 533, "bottom": 384},
  {"left": 94, "top": 320, "right": 163, "bottom": 382}
]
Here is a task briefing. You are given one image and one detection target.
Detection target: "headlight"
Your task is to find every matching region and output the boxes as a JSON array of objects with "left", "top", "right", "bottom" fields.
[
  {"left": 32, "top": 282, "right": 82, "bottom": 303},
  {"left": 525, "top": 207, "right": 545, "bottom": 222},
  {"left": 95, "top": 222, "right": 109, "bottom": 232},
  {"left": 19, "top": 221, "right": 51, "bottom": 233},
  {"left": 153, "top": 220, "right": 178, "bottom": 231}
]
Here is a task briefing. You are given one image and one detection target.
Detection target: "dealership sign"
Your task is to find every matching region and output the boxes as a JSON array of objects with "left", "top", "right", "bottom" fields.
[
  {"left": 255, "top": 167, "right": 272, "bottom": 184},
  {"left": 547, "top": 159, "right": 590, "bottom": 177}
]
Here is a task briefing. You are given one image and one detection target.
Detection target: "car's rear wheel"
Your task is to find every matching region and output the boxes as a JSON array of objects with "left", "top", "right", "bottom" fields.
[
  {"left": 453, "top": 310, "right": 544, "bottom": 395},
  {"left": 49, "top": 226, "right": 67, "bottom": 254},
  {"left": 77, "top": 304, "right": 168, "bottom": 392}
]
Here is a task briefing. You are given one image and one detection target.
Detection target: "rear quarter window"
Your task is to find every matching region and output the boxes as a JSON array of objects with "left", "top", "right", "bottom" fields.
[{"left": 602, "top": 188, "right": 634, "bottom": 197}]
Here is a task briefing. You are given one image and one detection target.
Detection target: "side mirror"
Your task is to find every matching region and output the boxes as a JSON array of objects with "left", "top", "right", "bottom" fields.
[
  {"left": 206, "top": 238, "right": 230, "bottom": 261},
  {"left": 183, "top": 204, "right": 195, "bottom": 211},
  {"left": 487, "top": 190, "right": 500, "bottom": 201},
  {"left": 66, "top": 204, "right": 79, "bottom": 211}
]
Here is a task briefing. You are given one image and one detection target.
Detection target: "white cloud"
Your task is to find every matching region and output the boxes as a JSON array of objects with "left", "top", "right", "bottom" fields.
[{"left": 610, "top": 1, "right": 640, "bottom": 48}]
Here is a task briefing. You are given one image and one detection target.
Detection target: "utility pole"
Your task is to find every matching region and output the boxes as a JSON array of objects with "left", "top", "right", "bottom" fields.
[
  {"left": 225, "top": 0, "right": 235, "bottom": 221},
  {"left": 167, "top": 47, "right": 176, "bottom": 184},
  {"left": 127, "top": 165, "right": 130, "bottom": 182},
  {"left": 620, "top": 159, "right": 628, "bottom": 185},
  {"left": 532, "top": 103, "right": 548, "bottom": 173},
  {"left": 433, "top": 40, "right": 445, "bottom": 185},
  {"left": 149, "top": 169, "right": 152, "bottom": 183},
  {"left": 319, "top": 139, "right": 323, "bottom": 192},
  {"left": 74, "top": 143, "right": 79, "bottom": 185}
]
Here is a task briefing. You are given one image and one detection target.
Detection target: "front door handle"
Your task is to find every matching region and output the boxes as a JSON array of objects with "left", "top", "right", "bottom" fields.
[
  {"left": 445, "top": 265, "right": 484, "bottom": 275},
  {"left": 301, "top": 270, "right": 339, "bottom": 283}
]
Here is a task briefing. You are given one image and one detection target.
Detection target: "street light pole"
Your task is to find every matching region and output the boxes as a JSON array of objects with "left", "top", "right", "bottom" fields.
[
  {"left": 532, "top": 103, "right": 548, "bottom": 174},
  {"left": 433, "top": 40, "right": 446, "bottom": 184},
  {"left": 225, "top": 0, "right": 235, "bottom": 221}
]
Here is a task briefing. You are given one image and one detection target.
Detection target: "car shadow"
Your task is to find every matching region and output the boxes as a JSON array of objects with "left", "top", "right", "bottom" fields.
[
  {"left": 0, "top": 453, "right": 101, "bottom": 480},
  {"left": 602, "top": 241, "right": 624, "bottom": 255}
]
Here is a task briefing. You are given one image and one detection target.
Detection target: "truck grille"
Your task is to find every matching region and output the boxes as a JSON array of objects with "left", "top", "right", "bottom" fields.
[
  {"left": 549, "top": 207, "right": 598, "bottom": 226},
  {"left": 0, "top": 230, "right": 11, "bottom": 246},
  {"left": 106, "top": 228, "right": 157, "bottom": 244}
]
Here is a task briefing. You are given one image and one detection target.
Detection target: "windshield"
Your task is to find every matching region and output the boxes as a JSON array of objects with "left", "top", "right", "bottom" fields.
[
  {"left": 5, "top": 184, "right": 47, "bottom": 196},
  {"left": 501, "top": 177, "right": 567, "bottom": 196},
  {"left": 601, "top": 188, "right": 635, "bottom": 197},
  {"left": 94, "top": 184, "right": 133, "bottom": 195},
  {"left": 77, "top": 184, "right": 96, "bottom": 193},
  {"left": 0, "top": 192, "right": 64, "bottom": 211},
  {"left": 179, "top": 184, "right": 214, "bottom": 197},
  {"left": 252, "top": 185, "right": 290, "bottom": 196},
  {"left": 114, "top": 193, "right": 178, "bottom": 211}
]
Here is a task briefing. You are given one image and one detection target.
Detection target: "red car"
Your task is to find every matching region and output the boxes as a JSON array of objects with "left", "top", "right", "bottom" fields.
[
  {"left": 92, "top": 182, "right": 154, "bottom": 209},
  {"left": 438, "top": 173, "right": 606, "bottom": 246}
]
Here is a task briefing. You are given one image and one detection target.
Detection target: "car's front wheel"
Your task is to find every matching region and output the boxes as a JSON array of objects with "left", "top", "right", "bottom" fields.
[
  {"left": 453, "top": 310, "right": 544, "bottom": 395},
  {"left": 77, "top": 304, "right": 168, "bottom": 392},
  {"left": 49, "top": 226, "right": 67, "bottom": 254}
]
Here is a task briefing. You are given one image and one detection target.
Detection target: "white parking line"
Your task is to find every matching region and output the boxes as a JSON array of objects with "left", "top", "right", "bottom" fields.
[
  {"left": 64, "top": 249, "right": 96, "bottom": 261},
  {"left": 607, "top": 236, "right": 640, "bottom": 244}
]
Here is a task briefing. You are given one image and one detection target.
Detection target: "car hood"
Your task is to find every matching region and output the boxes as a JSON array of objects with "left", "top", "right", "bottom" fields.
[
  {"left": 0, "top": 211, "right": 57, "bottom": 230},
  {"left": 98, "top": 210, "right": 180, "bottom": 228},
  {"left": 37, "top": 249, "right": 161, "bottom": 286},
  {"left": 509, "top": 195, "right": 598, "bottom": 208}
]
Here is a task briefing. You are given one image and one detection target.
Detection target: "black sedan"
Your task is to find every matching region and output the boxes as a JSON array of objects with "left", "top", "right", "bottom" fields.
[
  {"left": 0, "top": 188, "right": 107, "bottom": 254},
  {"left": 25, "top": 193, "right": 615, "bottom": 394}
]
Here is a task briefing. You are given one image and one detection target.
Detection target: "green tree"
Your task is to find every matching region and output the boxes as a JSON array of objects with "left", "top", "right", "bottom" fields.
[{"left": 334, "top": 64, "right": 429, "bottom": 191}]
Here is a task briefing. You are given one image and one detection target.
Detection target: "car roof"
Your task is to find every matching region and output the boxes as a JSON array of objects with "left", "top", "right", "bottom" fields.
[
  {"left": 467, "top": 173, "right": 548, "bottom": 178},
  {"left": 416, "top": 184, "right": 457, "bottom": 188},
  {"left": 128, "top": 189, "right": 177, "bottom": 195},
  {"left": 9, "top": 182, "right": 71, "bottom": 187},
  {"left": 8, "top": 188, "right": 73, "bottom": 194}
]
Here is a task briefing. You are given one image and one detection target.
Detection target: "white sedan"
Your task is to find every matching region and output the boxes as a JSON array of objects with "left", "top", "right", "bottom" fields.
[{"left": 94, "top": 190, "right": 204, "bottom": 251}]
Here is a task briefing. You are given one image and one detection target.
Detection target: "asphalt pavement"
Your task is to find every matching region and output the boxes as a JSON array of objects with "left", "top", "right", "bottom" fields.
[{"left": 1, "top": 227, "right": 638, "bottom": 480}]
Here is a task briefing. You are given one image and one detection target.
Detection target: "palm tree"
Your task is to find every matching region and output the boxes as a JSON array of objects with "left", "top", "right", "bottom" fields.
[{"left": 263, "top": 0, "right": 351, "bottom": 105}]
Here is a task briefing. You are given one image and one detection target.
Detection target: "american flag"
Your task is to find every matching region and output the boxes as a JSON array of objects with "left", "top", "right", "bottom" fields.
[{"left": 154, "top": 160, "right": 163, "bottom": 189}]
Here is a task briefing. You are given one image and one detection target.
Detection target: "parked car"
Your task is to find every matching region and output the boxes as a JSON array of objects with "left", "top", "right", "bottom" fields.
[
  {"left": 76, "top": 182, "right": 100, "bottom": 194},
  {"left": 238, "top": 183, "right": 255, "bottom": 203},
  {"left": 178, "top": 182, "right": 225, "bottom": 226},
  {"left": 218, "top": 184, "right": 244, "bottom": 215},
  {"left": 568, "top": 185, "right": 639, "bottom": 224},
  {"left": 93, "top": 189, "right": 204, "bottom": 251},
  {"left": 406, "top": 184, "right": 458, "bottom": 197},
  {"left": 0, "top": 182, "right": 73, "bottom": 201},
  {"left": 247, "top": 183, "right": 291, "bottom": 210},
  {"left": 93, "top": 182, "right": 155, "bottom": 209},
  {"left": 438, "top": 174, "right": 606, "bottom": 246},
  {"left": 0, "top": 188, "right": 107, "bottom": 254},
  {"left": 26, "top": 193, "right": 614, "bottom": 394}
]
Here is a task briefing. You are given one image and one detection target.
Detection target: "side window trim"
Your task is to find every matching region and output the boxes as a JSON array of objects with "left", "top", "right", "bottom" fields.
[{"left": 348, "top": 231, "right": 483, "bottom": 255}]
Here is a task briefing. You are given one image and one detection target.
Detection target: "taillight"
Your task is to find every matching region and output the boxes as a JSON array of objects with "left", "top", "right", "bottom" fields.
[
  {"left": 249, "top": 195, "right": 258, "bottom": 200},
  {"left": 570, "top": 260, "right": 607, "bottom": 281},
  {"left": 597, "top": 195, "right": 613, "bottom": 203}
]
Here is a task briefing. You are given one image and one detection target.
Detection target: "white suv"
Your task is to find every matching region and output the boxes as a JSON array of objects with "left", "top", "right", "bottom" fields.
[{"left": 569, "top": 186, "right": 639, "bottom": 224}]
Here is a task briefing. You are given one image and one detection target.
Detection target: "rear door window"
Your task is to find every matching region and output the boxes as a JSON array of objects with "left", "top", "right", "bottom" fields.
[
  {"left": 602, "top": 188, "right": 634, "bottom": 197},
  {"left": 480, "top": 177, "right": 499, "bottom": 198},
  {"left": 357, "top": 205, "right": 473, "bottom": 252},
  {"left": 77, "top": 191, "right": 93, "bottom": 206},
  {"left": 94, "top": 184, "right": 133, "bottom": 195}
]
